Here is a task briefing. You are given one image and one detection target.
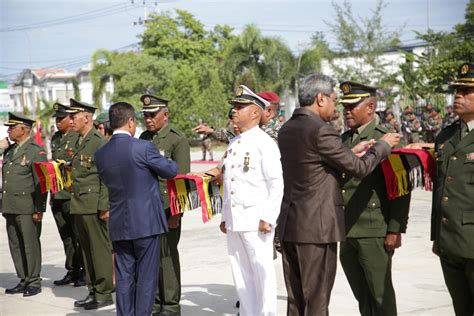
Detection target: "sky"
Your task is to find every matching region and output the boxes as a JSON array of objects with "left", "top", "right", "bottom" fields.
[{"left": 0, "top": 0, "right": 469, "bottom": 81}]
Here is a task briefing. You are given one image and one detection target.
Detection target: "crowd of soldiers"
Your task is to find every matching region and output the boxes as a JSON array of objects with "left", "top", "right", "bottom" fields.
[{"left": 1, "top": 61, "right": 473, "bottom": 316}]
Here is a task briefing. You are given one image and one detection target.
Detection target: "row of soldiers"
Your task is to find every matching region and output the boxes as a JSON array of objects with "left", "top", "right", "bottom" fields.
[{"left": 1, "top": 95, "right": 190, "bottom": 315}]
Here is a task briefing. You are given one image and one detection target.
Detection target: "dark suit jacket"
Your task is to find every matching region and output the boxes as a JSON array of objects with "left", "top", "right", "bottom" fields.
[
  {"left": 95, "top": 133, "right": 178, "bottom": 241},
  {"left": 277, "top": 108, "right": 390, "bottom": 244}
]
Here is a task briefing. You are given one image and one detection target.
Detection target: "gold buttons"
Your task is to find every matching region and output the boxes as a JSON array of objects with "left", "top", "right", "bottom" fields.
[
  {"left": 71, "top": 193, "right": 75, "bottom": 196},
  {"left": 164, "top": 190, "right": 167, "bottom": 194},
  {"left": 450, "top": 156, "right": 457, "bottom": 161},
  {"left": 442, "top": 196, "right": 449, "bottom": 202},
  {"left": 447, "top": 176, "right": 453, "bottom": 182},
  {"left": 342, "top": 173, "right": 346, "bottom": 179},
  {"left": 441, "top": 217, "right": 448, "bottom": 224},
  {"left": 371, "top": 202, "right": 376, "bottom": 207},
  {"left": 342, "top": 189, "right": 346, "bottom": 193}
]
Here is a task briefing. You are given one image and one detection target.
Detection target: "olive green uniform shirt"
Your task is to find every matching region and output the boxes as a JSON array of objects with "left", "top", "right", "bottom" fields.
[
  {"left": 341, "top": 119, "right": 411, "bottom": 237},
  {"left": 140, "top": 123, "right": 190, "bottom": 212},
  {"left": 432, "top": 120, "right": 474, "bottom": 259},
  {"left": 70, "top": 128, "right": 109, "bottom": 215},
  {"left": 51, "top": 130, "right": 80, "bottom": 200},
  {"left": 2, "top": 137, "right": 47, "bottom": 214}
]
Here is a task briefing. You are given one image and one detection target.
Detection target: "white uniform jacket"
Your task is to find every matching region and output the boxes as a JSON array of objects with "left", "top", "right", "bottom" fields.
[{"left": 221, "top": 125, "right": 284, "bottom": 232}]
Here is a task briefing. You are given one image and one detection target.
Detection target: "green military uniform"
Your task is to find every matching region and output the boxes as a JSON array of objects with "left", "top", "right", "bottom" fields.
[
  {"left": 67, "top": 100, "right": 113, "bottom": 302},
  {"left": 50, "top": 103, "right": 83, "bottom": 282},
  {"left": 2, "top": 113, "right": 47, "bottom": 291},
  {"left": 339, "top": 82, "right": 411, "bottom": 316},
  {"left": 431, "top": 63, "right": 474, "bottom": 316},
  {"left": 139, "top": 94, "right": 191, "bottom": 315}
]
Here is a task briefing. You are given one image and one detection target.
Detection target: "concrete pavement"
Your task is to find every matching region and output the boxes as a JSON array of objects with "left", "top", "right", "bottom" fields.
[{"left": 0, "top": 151, "right": 454, "bottom": 315}]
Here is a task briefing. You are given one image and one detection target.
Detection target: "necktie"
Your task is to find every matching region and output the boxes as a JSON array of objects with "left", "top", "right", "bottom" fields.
[{"left": 460, "top": 123, "right": 468, "bottom": 140}]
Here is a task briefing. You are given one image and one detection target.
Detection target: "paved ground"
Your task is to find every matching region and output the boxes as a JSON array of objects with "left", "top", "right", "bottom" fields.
[{"left": 0, "top": 150, "right": 455, "bottom": 315}]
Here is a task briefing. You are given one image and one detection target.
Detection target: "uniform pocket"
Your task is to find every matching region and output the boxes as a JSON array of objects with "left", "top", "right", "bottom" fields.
[{"left": 462, "top": 212, "right": 474, "bottom": 225}]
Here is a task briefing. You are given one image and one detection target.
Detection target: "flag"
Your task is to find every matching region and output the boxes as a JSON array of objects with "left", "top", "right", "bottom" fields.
[{"left": 35, "top": 119, "right": 44, "bottom": 147}]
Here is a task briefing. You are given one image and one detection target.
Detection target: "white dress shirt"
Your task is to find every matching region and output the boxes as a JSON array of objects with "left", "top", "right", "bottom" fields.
[{"left": 221, "top": 125, "right": 283, "bottom": 232}]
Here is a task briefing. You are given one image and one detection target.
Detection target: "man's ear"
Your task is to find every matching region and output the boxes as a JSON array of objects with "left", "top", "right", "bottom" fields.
[{"left": 315, "top": 93, "right": 325, "bottom": 107}]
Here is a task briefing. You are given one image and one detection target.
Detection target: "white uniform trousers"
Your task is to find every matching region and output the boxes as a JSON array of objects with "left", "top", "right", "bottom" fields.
[{"left": 227, "top": 230, "right": 277, "bottom": 316}]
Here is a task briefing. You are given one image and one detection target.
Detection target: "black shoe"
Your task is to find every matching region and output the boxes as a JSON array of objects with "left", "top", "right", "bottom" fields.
[
  {"left": 83, "top": 298, "right": 113, "bottom": 310},
  {"left": 73, "top": 275, "right": 86, "bottom": 287},
  {"left": 235, "top": 300, "right": 240, "bottom": 308},
  {"left": 54, "top": 272, "right": 74, "bottom": 286},
  {"left": 5, "top": 283, "right": 26, "bottom": 294},
  {"left": 74, "top": 293, "right": 94, "bottom": 307},
  {"left": 23, "top": 286, "right": 41, "bottom": 297}
]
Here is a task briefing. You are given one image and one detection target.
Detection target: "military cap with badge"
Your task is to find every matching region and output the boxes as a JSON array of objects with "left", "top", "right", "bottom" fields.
[
  {"left": 340, "top": 81, "right": 377, "bottom": 106},
  {"left": 4, "top": 112, "right": 35, "bottom": 127},
  {"left": 449, "top": 62, "right": 474, "bottom": 88},
  {"left": 66, "top": 98, "right": 97, "bottom": 114},
  {"left": 140, "top": 94, "right": 169, "bottom": 112},
  {"left": 52, "top": 102, "right": 71, "bottom": 118},
  {"left": 229, "top": 85, "right": 270, "bottom": 109}
]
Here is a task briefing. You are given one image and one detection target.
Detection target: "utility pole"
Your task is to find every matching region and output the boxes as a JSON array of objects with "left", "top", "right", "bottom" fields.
[{"left": 132, "top": 0, "right": 159, "bottom": 26}]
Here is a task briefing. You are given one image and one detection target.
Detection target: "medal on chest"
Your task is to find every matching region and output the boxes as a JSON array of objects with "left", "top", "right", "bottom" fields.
[{"left": 243, "top": 152, "right": 250, "bottom": 172}]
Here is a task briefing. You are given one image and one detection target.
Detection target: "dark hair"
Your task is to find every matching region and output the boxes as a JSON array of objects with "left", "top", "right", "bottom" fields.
[
  {"left": 103, "top": 120, "right": 113, "bottom": 136},
  {"left": 109, "top": 102, "right": 136, "bottom": 130}
]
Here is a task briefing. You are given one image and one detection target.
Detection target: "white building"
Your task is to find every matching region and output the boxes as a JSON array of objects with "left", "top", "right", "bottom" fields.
[{"left": 8, "top": 65, "right": 113, "bottom": 116}]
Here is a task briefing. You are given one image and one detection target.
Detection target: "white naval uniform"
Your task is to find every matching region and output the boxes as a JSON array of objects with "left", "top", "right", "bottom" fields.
[{"left": 221, "top": 125, "right": 284, "bottom": 316}]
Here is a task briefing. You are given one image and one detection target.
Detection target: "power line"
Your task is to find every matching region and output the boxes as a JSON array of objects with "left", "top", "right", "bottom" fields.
[{"left": 0, "top": 2, "right": 135, "bottom": 32}]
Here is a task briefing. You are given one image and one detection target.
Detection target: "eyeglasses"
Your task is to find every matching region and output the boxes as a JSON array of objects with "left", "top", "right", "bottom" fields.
[{"left": 323, "top": 93, "right": 338, "bottom": 104}]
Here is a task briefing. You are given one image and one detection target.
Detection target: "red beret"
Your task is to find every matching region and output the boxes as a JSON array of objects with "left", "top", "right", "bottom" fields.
[{"left": 256, "top": 91, "right": 280, "bottom": 104}]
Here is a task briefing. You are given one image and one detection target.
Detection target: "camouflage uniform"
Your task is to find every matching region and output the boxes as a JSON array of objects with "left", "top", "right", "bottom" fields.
[
  {"left": 210, "top": 127, "right": 235, "bottom": 144},
  {"left": 261, "top": 117, "right": 282, "bottom": 142},
  {"left": 200, "top": 135, "right": 213, "bottom": 161},
  {"left": 425, "top": 115, "right": 443, "bottom": 143},
  {"left": 443, "top": 113, "right": 458, "bottom": 128}
]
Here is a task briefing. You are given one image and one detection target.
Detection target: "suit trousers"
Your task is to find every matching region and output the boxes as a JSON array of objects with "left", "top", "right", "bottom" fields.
[
  {"left": 74, "top": 214, "right": 113, "bottom": 301},
  {"left": 340, "top": 237, "right": 396, "bottom": 316},
  {"left": 51, "top": 199, "right": 83, "bottom": 276},
  {"left": 154, "top": 220, "right": 182, "bottom": 314},
  {"left": 440, "top": 254, "right": 474, "bottom": 316},
  {"left": 281, "top": 241, "right": 337, "bottom": 316},
  {"left": 227, "top": 230, "right": 277, "bottom": 316},
  {"left": 4, "top": 214, "right": 42, "bottom": 288},
  {"left": 113, "top": 235, "right": 160, "bottom": 316}
]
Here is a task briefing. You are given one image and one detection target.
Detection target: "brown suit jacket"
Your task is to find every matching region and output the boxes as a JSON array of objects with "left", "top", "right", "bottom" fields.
[{"left": 277, "top": 108, "right": 390, "bottom": 244}]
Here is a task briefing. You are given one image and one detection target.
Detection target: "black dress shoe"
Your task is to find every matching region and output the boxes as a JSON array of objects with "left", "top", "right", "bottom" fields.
[
  {"left": 5, "top": 284, "right": 26, "bottom": 294},
  {"left": 54, "top": 272, "right": 74, "bottom": 286},
  {"left": 83, "top": 298, "right": 113, "bottom": 310},
  {"left": 23, "top": 286, "right": 41, "bottom": 297},
  {"left": 74, "top": 293, "right": 94, "bottom": 307},
  {"left": 73, "top": 275, "right": 86, "bottom": 287}
]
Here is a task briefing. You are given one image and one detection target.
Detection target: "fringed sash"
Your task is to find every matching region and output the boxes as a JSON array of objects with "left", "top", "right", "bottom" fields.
[
  {"left": 381, "top": 148, "right": 435, "bottom": 200},
  {"left": 34, "top": 160, "right": 72, "bottom": 194},
  {"left": 167, "top": 175, "right": 223, "bottom": 223}
]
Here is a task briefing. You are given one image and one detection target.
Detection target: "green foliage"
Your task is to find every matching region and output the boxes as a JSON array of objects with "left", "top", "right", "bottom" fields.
[
  {"left": 326, "top": 0, "right": 401, "bottom": 86},
  {"left": 399, "top": 0, "right": 474, "bottom": 108}
]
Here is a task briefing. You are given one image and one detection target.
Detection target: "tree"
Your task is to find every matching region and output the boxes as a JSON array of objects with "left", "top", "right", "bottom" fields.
[{"left": 326, "top": 0, "right": 401, "bottom": 87}]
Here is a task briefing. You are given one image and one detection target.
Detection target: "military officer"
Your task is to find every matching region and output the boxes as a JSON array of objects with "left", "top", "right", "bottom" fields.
[
  {"left": 67, "top": 99, "right": 114, "bottom": 310},
  {"left": 50, "top": 103, "right": 85, "bottom": 287},
  {"left": 431, "top": 62, "right": 474, "bottom": 316},
  {"left": 139, "top": 94, "right": 190, "bottom": 316},
  {"left": 339, "top": 82, "right": 411, "bottom": 316},
  {"left": 1, "top": 113, "right": 47, "bottom": 296}
]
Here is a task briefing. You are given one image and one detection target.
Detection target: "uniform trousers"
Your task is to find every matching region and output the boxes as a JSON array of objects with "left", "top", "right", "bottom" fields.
[
  {"left": 440, "top": 254, "right": 474, "bottom": 316},
  {"left": 4, "top": 214, "right": 42, "bottom": 288},
  {"left": 340, "top": 237, "right": 396, "bottom": 316},
  {"left": 281, "top": 241, "right": 337, "bottom": 316},
  {"left": 113, "top": 235, "right": 160, "bottom": 316},
  {"left": 154, "top": 220, "right": 182, "bottom": 314},
  {"left": 74, "top": 214, "right": 113, "bottom": 301},
  {"left": 227, "top": 230, "right": 277, "bottom": 316},
  {"left": 51, "top": 199, "right": 83, "bottom": 276}
]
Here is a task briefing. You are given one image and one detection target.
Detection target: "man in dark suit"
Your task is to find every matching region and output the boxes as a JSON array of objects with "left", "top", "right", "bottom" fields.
[
  {"left": 431, "top": 62, "right": 474, "bottom": 316},
  {"left": 95, "top": 102, "right": 178, "bottom": 316},
  {"left": 278, "top": 73, "right": 400, "bottom": 316}
]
